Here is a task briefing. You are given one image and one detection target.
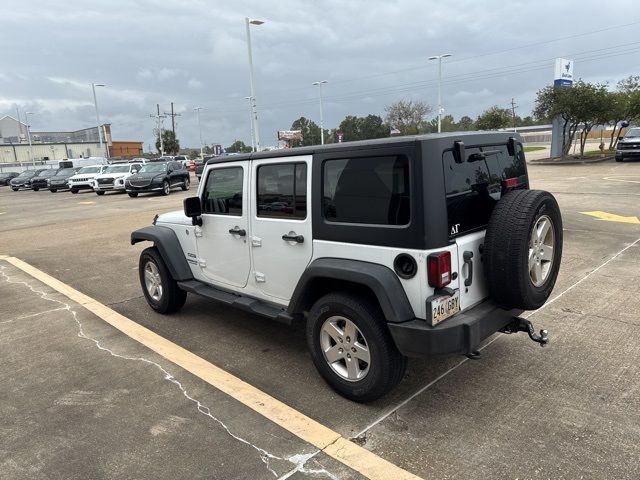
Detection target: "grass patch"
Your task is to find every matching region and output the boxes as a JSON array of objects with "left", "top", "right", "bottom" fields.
[{"left": 524, "top": 146, "right": 545, "bottom": 152}]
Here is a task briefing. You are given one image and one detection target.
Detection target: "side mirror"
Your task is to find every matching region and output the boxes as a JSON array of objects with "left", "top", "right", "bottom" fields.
[
  {"left": 184, "top": 196, "right": 202, "bottom": 226},
  {"left": 453, "top": 141, "right": 465, "bottom": 163}
]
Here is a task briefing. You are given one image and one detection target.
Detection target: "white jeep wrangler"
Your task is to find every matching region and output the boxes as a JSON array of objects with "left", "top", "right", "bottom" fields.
[{"left": 132, "top": 133, "right": 563, "bottom": 401}]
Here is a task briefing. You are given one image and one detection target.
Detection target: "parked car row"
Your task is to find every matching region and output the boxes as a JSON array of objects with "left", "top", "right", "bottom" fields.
[{"left": 4, "top": 160, "right": 191, "bottom": 197}]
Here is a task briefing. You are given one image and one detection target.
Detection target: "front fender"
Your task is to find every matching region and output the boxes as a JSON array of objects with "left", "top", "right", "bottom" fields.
[{"left": 131, "top": 225, "right": 193, "bottom": 281}]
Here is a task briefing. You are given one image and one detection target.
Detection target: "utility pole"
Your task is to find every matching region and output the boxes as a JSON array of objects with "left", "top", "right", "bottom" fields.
[
  {"left": 150, "top": 104, "right": 167, "bottom": 156},
  {"left": 428, "top": 53, "right": 452, "bottom": 133},
  {"left": 194, "top": 107, "right": 204, "bottom": 158},
  {"left": 510, "top": 98, "right": 518, "bottom": 132},
  {"left": 164, "top": 102, "right": 181, "bottom": 134},
  {"left": 15, "top": 107, "right": 24, "bottom": 139}
]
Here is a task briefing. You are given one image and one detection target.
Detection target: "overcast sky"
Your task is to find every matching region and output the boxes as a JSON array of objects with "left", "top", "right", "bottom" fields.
[{"left": 1, "top": 0, "right": 638, "bottom": 151}]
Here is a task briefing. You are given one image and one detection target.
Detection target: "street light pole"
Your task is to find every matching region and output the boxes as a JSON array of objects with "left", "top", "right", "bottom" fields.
[
  {"left": 312, "top": 80, "right": 328, "bottom": 145},
  {"left": 245, "top": 17, "right": 264, "bottom": 151},
  {"left": 25, "top": 111, "right": 36, "bottom": 167},
  {"left": 194, "top": 107, "right": 204, "bottom": 158},
  {"left": 244, "top": 96, "right": 256, "bottom": 152},
  {"left": 428, "top": 54, "right": 452, "bottom": 133},
  {"left": 91, "top": 83, "right": 107, "bottom": 157}
]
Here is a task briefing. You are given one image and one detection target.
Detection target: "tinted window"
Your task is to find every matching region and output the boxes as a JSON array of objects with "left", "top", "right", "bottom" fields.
[
  {"left": 202, "top": 167, "right": 243, "bottom": 216},
  {"left": 323, "top": 156, "right": 410, "bottom": 225},
  {"left": 257, "top": 163, "right": 307, "bottom": 219},
  {"left": 444, "top": 144, "right": 526, "bottom": 237}
]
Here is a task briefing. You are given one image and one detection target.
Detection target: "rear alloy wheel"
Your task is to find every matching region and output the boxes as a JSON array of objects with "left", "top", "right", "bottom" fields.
[
  {"left": 139, "top": 247, "right": 187, "bottom": 313},
  {"left": 161, "top": 180, "right": 170, "bottom": 196},
  {"left": 128, "top": 192, "right": 138, "bottom": 198},
  {"left": 307, "top": 293, "right": 407, "bottom": 402},
  {"left": 182, "top": 177, "right": 190, "bottom": 191},
  {"left": 483, "top": 189, "right": 563, "bottom": 310}
]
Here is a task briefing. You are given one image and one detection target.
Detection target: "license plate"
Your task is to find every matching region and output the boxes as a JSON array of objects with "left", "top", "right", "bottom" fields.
[{"left": 429, "top": 291, "right": 460, "bottom": 326}]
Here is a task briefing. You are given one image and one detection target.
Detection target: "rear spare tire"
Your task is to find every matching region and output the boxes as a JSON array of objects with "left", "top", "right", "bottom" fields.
[{"left": 483, "top": 189, "right": 563, "bottom": 310}]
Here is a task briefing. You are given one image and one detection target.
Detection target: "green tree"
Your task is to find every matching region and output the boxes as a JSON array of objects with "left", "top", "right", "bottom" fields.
[
  {"left": 337, "top": 114, "right": 388, "bottom": 141},
  {"left": 155, "top": 129, "right": 180, "bottom": 155},
  {"left": 384, "top": 100, "right": 431, "bottom": 135},
  {"left": 457, "top": 115, "right": 475, "bottom": 130},
  {"left": 603, "top": 91, "right": 629, "bottom": 149},
  {"left": 225, "top": 140, "right": 252, "bottom": 153},
  {"left": 475, "top": 106, "right": 512, "bottom": 130},
  {"left": 289, "top": 117, "right": 322, "bottom": 147},
  {"left": 189, "top": 149, "right": 199, "bottom": 159},
  {"left": 534, "top": 80, "right": 608, "bottom": 157}
]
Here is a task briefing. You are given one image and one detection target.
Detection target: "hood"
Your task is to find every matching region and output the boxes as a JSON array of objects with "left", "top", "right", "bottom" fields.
[
  {"left": 620, "top": 136, "right": 639, "bottom": 143},
  {"left": 70, "top": 172, "right": 100, "bottom": 180},
  {"left": 129, "top": 172, "right": 165, "bottom": 181},
  {"left": 51, "top": 173, "right": 75, "bottom": 181},
  {"left": 96, "top": 172, "right": 129, "bottom": 179},
  {"left": 156, "top": 210, "right": 191, "bottom": 226}
]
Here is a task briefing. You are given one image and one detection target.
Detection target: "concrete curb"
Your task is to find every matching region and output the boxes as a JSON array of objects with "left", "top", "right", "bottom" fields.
[{"left": 528, "top": 155, "right": 614, "bottom": 166}]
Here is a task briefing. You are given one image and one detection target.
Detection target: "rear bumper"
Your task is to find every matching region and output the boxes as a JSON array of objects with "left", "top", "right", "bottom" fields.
[{"left": 388, "top": 300, "right": 522, "bottom": 357}]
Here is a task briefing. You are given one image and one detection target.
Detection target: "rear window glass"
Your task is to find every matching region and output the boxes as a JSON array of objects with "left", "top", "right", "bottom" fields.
[
  {"left": 323, "top": 155, "right": 410, "bottom": 225},
  {"left": 444, "top": 144, "right": 526, "bottom": 237}
]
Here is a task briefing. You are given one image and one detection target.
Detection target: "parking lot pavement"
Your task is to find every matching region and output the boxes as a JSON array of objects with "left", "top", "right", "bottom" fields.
[
  {"left": 1, "top": 159, "right": 639, "bottom": 479},
  {"left": 0, "top": 261, "right": 364, "bottom": 480}
]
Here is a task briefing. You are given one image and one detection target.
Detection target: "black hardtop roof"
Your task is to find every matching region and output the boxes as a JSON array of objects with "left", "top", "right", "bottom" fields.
[{"left": 206, "top": 131, "right": 522, "bottom": 165}]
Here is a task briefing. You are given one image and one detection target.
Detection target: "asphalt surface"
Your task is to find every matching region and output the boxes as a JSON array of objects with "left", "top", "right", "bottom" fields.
[{"left": 1, "top": 160, "right": 639, "bottom": 479}]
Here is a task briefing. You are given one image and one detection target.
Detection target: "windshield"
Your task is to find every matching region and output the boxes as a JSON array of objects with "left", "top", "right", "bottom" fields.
[
  {"left": 39, "top": 170, "right": 58, "bottom": 177},
  {"left": 625, "top": 128, "right": 640, "bottom": 138},
  {"left": 79, "top": 166, "right": 101, "bottom": 174},
  {"left": 57, "top": 168, "right": 76, "bottom": 176},
  {"left": 139, "top": 163, "right": 167, "bottom": 173},
  {"left": 16, "top": 171, "right": 36, "bottom": 178},
  {"left": 105, "top": 165, "right": 131, "bottom": 173}
]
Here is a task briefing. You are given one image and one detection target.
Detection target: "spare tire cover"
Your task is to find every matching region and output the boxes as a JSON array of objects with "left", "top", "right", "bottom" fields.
[{"left": 483, "top": 189, "right": 563, "bottom": 310}]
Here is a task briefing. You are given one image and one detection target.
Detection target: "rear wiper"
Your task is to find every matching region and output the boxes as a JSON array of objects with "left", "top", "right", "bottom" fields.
[{"left": 467, "top": 150, "right": 501, "bottom": 162}]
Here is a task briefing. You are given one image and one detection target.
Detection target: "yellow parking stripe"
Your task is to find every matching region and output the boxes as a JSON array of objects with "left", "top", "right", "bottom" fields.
[{"left": 3, "top": 255, "right": 423, "bottom": 480}]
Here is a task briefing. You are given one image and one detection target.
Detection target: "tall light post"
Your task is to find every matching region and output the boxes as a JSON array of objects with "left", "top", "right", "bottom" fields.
[
  {"left": 244, "top": 96, "right": 256, "bottom": 152},
  {"left": 194, "top": 107, "right": 204, "bottom": 158},
  {"left": 245, "top": 17, "right": 264, "bottom": 151},
  {"left": 312, "top": 80, "right": 328, "bottom": 145},
  {"left": 428, "top": 53, "right": 452, "bottom": 133},
  {"left": 25, "top": 111, "right": 36, "bottom": 167},
  {"left": 91, "top": 83, "right": 107, "bottom": 158}
]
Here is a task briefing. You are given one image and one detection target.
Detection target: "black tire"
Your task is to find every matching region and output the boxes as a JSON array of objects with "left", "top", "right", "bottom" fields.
[
  {"left": 306, "top": 293, "right": 407, "bottom": 402},
  {"left": 71, "top": 189, "right": 78, "bottom": 194},
  {"left": 181, "top": 177, "right": 190, "bottom": 191},
  {"left": 32, "top": 187, "right": 39, "bottom": 191},
  {"left": 483, "top": 189, "right": 563, "bottom": 310},
  {"left": 615, "top": 158, "right": 623, "bottom": 162},
  {"left": 11, "top": 187, "right": 18, "bottom": 191},
  {"left": 161, "top": 180, "right": 170, "bottom": 196},
  {"left": 138, "top": 247, "right": 187, "bottom": 314},
  {"left": 128, "top": 192, "right": 138, "bottom": 198},
  {"left": 50, "top": 189, "right": 57, "bottom": 193},
  {"left": 96, "top": 191, "right": 105, "bottom": 196}
]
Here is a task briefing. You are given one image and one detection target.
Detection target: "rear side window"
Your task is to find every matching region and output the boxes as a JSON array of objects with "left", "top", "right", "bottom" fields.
[
  {"left": 202, "top": 167, "right": 243, "bottom": 216},
  {"left": 443, "top": 144, "right": 526, "bottom": 237},
  {"left": 257, "top": 163, "right": 307, "bottom": 219},
  {"left": 323, "top": 155, "right": 410, "bottom": 225}
]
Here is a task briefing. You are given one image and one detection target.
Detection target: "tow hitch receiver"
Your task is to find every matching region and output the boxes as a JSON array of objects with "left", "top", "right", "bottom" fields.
[{"left": 500, "top": 317, "right": 549, "bottom": 346}]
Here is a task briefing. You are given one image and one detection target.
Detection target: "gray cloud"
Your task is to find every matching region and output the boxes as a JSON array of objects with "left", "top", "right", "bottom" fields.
[{"left": 1, "top": 0, "right": 638, "bottom": 150}]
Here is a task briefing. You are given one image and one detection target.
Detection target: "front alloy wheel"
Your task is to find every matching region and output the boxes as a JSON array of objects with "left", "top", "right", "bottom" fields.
[
  {"left": 138, "top": 247, "right": 187, "bottom": 313},
  {"left": 162, "top": 180, "right": 170, "bottom": 196},
  {"left": 143, "top": 260, "right": 163, "bottom": 302},
  {"left": 182, "top": 177, "right": 190, "bottom": 191}
]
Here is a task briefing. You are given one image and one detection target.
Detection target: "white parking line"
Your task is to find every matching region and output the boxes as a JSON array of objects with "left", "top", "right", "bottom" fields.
[
  {"left": 603, "top": 176, "right": 640, "bottom": 184},
  {"left": 354, "top": 236, "right": 640, "bottom": 439}
]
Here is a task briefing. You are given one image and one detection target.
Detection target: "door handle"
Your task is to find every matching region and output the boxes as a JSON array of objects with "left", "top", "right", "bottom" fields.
[
  {"left": 282, "top": 233, "right": 304, "bottom": 243},
  {"left": 228, "top": 227, "right": 246, "bottom": 236},
  {"left": 463, "top": 251, "right": 473, "bottom": 287}
]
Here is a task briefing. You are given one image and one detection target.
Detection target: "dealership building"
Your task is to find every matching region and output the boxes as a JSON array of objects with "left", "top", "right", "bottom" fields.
[{"left": 0, "top": 116, "right": 142, "bottom": 163}]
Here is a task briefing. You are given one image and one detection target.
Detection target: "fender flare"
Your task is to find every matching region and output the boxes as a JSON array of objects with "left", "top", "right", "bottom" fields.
[
  {"left": 288, "top": 258, "right": 415, "bottom": 323},
  {"left": 131, "top": 225, "right": 193, "bottom": 281}
]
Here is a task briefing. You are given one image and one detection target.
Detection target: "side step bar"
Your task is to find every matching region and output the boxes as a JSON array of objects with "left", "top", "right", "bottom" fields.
[{"left": 177, "top": 280, "right": 295, "bottom": 325}]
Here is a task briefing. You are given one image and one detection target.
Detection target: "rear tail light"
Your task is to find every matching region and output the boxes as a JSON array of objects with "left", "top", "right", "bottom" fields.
[
  {"left": 427, "top": 251, "right": 452, "bottom": 289},
  {"left": 501, "top": 177, "right": 519, "bottom": 193}
]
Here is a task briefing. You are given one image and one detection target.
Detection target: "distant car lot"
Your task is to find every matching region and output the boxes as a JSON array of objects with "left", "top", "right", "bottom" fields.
[{"left": 0, "top": 159, "right": 639, "bottom": 479}]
